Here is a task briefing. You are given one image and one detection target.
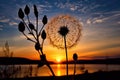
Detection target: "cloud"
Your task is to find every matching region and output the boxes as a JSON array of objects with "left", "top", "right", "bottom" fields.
[
  {"left": 70, "top": 6, "right": 77, "bottom": 11},
  {"left": 9, "top": 21, "right": 18, "bottom": 26},
  {"left": 86, "top": 10, "right": 120, "bottom": 25},
  {"left": 86, "top": 19, "right": 92, "bottom": 24},
  {"left": 54, "top": 1, "right": 79, "bottom": 11},
  {"left": 0, "top": 17, "right": 18, "bottom": 27},
  {"left": 0, "top": 19, "right": 10, "bottom": 23},
  {"left": 38, "top": 4, "right": 52, "bottom": 8},
  {"left": 86, "top": 18, "right": 103, "bottom": 25},
  {"left": 56, "top": 2, "right": 66, "bottom": 9},
  {"left": 93, "top": 19, "right": 103, "bottom": 24},
  {"left": 77, "top": 3, "right": 101, "bottom": 13}
]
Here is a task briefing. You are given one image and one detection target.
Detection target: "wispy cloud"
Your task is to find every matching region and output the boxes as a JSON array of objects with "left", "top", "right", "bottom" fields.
[
  {"left": 86, "top": 19, "right": 92, "bottom": 24},
  {"left": 86, "top": 10, "right": 120, "bottom": 25},
  {"left": 9, "top": 21, "right": 18, "bottom": 26},
  {"left": 93, "top": 19, "right": 103, "bottom": 24},
  {"left": 70, "top": 5, "right": 78, "bottom": 11},
  {"left": 54, "top": 1, "right": 80, "bottom": 11},
  {"left": 0, "top": 17, "right": 18, "bottom": 27},
  {"left": 0, "top": 18, "right": 10, "bottom": 23}
]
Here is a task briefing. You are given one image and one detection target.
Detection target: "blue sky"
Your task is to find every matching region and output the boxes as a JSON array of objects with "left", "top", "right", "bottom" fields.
[{"left": 0, "top": 0, "right": 120, "bottom": 60}]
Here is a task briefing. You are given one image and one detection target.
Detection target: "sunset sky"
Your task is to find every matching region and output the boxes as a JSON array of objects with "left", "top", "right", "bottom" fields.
[{"left": 0, "top": 0, "right": 120, "bottom": 62}]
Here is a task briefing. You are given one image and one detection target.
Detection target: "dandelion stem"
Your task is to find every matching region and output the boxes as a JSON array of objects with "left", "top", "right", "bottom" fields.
[{"left": 64, "top": 36, "right": 68, "bottom": 78}]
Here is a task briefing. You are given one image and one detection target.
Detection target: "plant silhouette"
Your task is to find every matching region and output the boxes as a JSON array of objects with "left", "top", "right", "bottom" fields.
[
  {"left": 0, "top": 42, "right": 21, "bottom": 78},
  {"left": 58, "top": 26, "right": 69, "bottom": 77},
  {"left": 2, "top": 41, "right": 13, "bottom": 57},
  {"left": 46, "top": 14, "right": 82, "bottom": 78},
  {"left": 18, "top": 5, "right": 55, "bottom": 76},
  {"left": 73, "top": 53, "right": 78, "bottom": 76}
]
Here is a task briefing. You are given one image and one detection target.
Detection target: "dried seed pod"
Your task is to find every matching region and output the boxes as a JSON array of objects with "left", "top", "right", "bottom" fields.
[
  {"left": 29, "top": 23, "right": 35, "bottom": 30},
  {"left": 42, "top": 15, "right": 47, "bottom": 25},
  {"left": 18, "top": 22, "right": 25, "bottom": 32},
  {"left": 41, "top": 30, "right": 46, "bottom": 40},
  {"left": 24, "top": 5, "right": 30, "bottom": 15},
  {"left": 18, "top": 8, "right": 24, "bottom": 19},
  {"left": 35, "top": 42, "right": 41, "bottom": 51},
  {"left": 33, "top": 5, "right": 38, "bottom": 18},
  {"left": 73, "top": 53, "right": 78, "bottom": 61}
]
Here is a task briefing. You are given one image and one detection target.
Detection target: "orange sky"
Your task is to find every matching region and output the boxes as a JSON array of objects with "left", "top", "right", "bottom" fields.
[
  {"left": 0, "top": 0, "right": 120, "bottom": 62},
  {"left": 6, "top": 35, "right": 120, "bottom": 62}
]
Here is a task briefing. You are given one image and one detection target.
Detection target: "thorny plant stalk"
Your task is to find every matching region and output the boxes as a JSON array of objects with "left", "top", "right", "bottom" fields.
[{"left": 18, "top": 5, "right": 55, "bottom": 76}]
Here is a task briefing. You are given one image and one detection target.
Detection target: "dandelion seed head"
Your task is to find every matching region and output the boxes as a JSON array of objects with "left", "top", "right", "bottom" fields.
[{"left": 46, "top": 14, "right": 82, "bottom": 49}]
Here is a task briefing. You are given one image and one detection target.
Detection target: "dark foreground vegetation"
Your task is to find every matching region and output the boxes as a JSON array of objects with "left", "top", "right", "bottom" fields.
[{"left": 4, "top": 70, "right": 120, "bottom": 80}]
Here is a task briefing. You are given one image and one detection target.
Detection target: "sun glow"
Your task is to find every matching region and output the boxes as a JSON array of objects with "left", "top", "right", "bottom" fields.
[{"left": 56, "top": 58, "right": 61, "bottom": 63}]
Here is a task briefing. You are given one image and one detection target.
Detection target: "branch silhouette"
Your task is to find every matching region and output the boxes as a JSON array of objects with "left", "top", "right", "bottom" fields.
[{"left": 18, "top": 5, "right": 55, "bottom": 76}]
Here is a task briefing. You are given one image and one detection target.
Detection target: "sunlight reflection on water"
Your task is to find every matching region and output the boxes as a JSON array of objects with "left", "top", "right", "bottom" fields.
[
  {"left": 38, "top": 64, "right": 120, "bottom": 76},
  {"left": 37, "top": 64, "right": 120, "bottom": 76},
  {"left": 1, "top": 64, "right": 120, "bottom": 78},
  {"left": 57, "top": 64, "right": 61, "bottom": 76}
]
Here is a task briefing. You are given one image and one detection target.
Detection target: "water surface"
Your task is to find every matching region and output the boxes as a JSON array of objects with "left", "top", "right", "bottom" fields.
[{"left": 0, "top": 64, "right": 120, "bottom": 78}]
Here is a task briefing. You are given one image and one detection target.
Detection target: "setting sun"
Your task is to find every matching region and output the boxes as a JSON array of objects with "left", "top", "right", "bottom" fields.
[{"left": 56, "top": 58, "right": 61, "bottom": 63}]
